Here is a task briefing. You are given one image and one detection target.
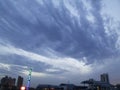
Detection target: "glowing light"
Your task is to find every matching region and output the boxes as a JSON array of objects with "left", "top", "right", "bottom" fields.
[{"left": 21, "top": 86, "right": 26, "bottom": 90}]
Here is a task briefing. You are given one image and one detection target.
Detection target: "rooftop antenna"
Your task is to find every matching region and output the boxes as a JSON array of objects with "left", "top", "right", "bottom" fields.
[{"left": 26, "top": 68, "right": 32, "bottom": 90}]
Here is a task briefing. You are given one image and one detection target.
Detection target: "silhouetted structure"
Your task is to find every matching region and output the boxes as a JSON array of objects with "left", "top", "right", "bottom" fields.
[
  {"left": 0, "top": 76, "right": 16, "bottom": 90},
  {"left": 81, "top": 74, "right": 114, "bottom": 90},
  {"left": 115, "top": 84, "right": 120, "bottom": 90},
  {"left": 36, "top": 84, "right": 87, "bottom": 90},
  {"left": 60, "top": 83, "right": 87, "bottom": 90},
  {"left": 17, "top": 76, "right": 23, "bottom": 89},
  {"left": 60, "top": 83, "right": 75, "bottom": 90},
  {"left": 81, "top": 79, "right": 114, "bottom": 90},
  {"left": 36, "top": 84, "right": 62, "bottom": 90},
  {"left": 0, "top": 73, "right": 118, "bottom": 90},
  {"left": 101, "top": 73, "right": 109, "bottom": 83}
]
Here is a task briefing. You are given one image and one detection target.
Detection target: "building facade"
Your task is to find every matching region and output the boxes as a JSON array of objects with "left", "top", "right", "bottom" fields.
[
  {"left": 17, "top": 76, "right": 23, "bottom": 88},
  {"left": 100, "top": 73, "right": 109, "bottom": 83}
]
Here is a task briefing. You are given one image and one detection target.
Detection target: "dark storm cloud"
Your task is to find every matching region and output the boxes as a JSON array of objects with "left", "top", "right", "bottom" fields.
[
  {"left": 0, "top": 54, "right": 61, "bottom": 74},
  {"left": 0, "top": 55, "right": 42, "bottom": 69},
  {"left": 1, "top": 0, "right": 118, "bottom": 62},
  {"left": 0, "top": 0, "right": 63, "bottom": 51},
  {"left": 37, "top": 0, "right": 118, "bottom": 60}
]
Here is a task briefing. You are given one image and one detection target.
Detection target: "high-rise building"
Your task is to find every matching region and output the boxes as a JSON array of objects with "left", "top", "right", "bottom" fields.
[
  {"left": 8, "top": 77, "right": 16, "bottom": 86},
  {"left": 100, "top": 73, "right": 109, "bottom": 83},
  {"left": 0, "top": 76, "right": 16, "bottom": 87},
  {"left": 17, "top": 76, "right": 23, "bottom": 88}
]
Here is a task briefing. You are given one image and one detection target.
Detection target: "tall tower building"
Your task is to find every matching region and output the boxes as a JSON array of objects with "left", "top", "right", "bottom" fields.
[
  {"left": 0, "top": 76, "right": 16, "bottom": 88},
  {"left": 100, "top": 73, "right": 109, "bottom": 83},
  {"left": 17, "top": 76, "right": 23, "bottom": 88}
]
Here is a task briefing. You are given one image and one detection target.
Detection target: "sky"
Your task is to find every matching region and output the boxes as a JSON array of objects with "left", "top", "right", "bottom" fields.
[{"left": 0, "top": 0, "right": 120, "bottom": 87}]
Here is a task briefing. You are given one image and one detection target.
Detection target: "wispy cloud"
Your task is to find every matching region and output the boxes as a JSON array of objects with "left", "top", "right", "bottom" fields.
[
  {"left": 0, "top": 43, "right": 92, "bottom": 75},
  {"left": 0, "top": 63, "right": 10, "bottom": 71}
]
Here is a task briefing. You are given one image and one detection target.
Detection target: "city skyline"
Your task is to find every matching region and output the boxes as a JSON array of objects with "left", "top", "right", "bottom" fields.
[
  {"left": 0, "top": 73, "right": 118, "bottom": 89},
  {"left": 0, "top": 0, "right": 120, "bottom": 87}
]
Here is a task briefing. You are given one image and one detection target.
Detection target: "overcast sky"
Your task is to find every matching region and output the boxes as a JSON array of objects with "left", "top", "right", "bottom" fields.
[{"left": 0, "top": 0, "right": 120, "bottom": 87}]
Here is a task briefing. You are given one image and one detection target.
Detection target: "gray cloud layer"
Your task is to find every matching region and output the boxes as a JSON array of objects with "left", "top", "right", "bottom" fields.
[{"left": 0, "top": 0, "right": 120, "bottom": 86}]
